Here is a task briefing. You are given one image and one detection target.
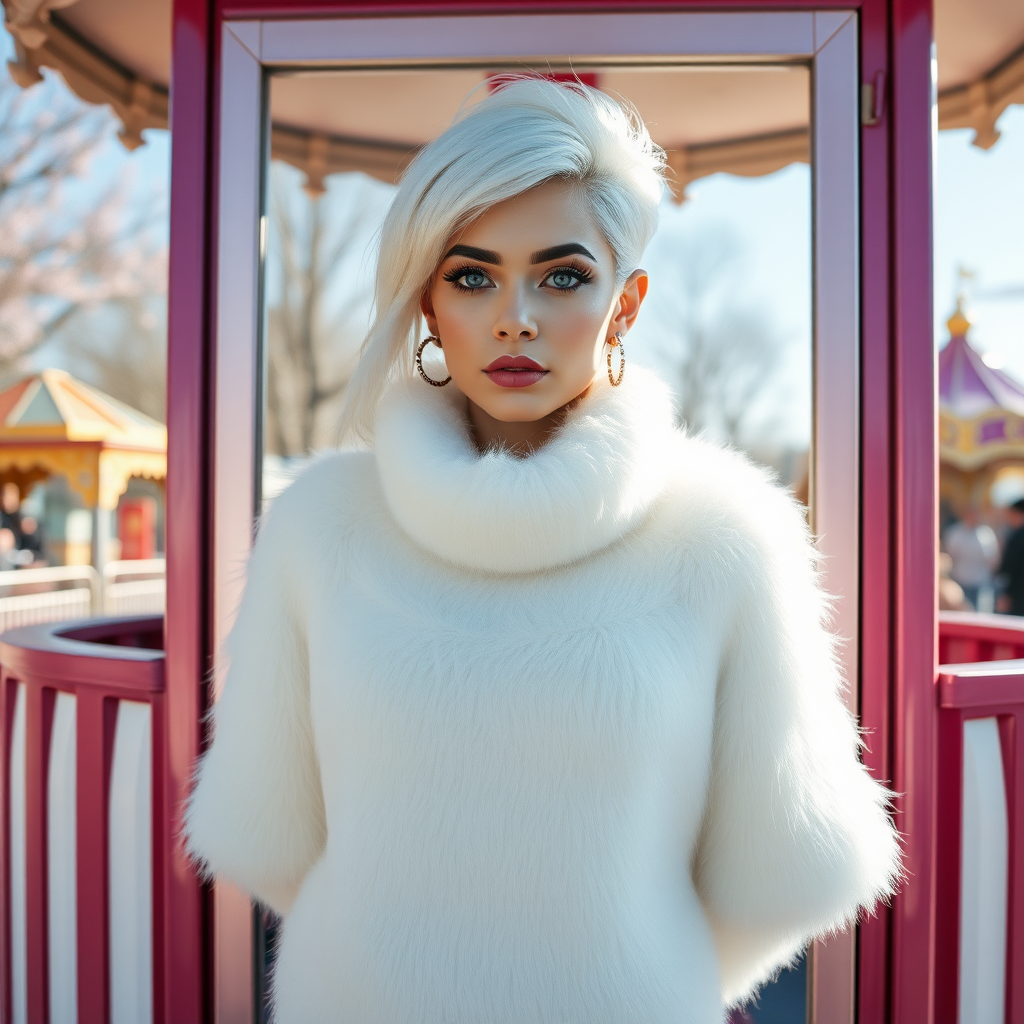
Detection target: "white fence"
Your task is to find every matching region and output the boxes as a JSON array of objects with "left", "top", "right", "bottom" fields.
[
  {"left": 0, "top": 560, "right": 165, "bottom": 633},
  {"left": 103, "top": 561, "right": 166, "bottom": 618}
]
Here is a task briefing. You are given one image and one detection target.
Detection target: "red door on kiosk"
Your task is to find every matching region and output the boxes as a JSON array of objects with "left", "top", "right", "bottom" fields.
[{"left": 118, "top": 498, "right": 157, "bottom": 561}]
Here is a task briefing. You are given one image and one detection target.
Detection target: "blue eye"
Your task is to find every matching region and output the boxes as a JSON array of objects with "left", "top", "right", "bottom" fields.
[
  {"left": 442, "top": 265, "right": 493, "bottom": 291},
  {"left": 548, "top": 271, "right": 577, "bottom": 289},
  {"left": 543, "top": 265, "right": 592, "bottom": 291}
]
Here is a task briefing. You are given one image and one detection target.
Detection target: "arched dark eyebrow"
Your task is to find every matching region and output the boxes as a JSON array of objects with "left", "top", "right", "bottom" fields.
[
  {"left": 531, "top": 243, "right": 597, "bottom": 264},
  {"left": 441, "top": 244, "right": 501, "bottom": 264}
]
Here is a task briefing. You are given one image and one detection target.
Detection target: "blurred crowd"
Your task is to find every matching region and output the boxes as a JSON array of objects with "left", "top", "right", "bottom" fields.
[
  {"left": 0, "top": 483, "right": 46, "bottom": 571},
  {"left": 940, "top": 498, "right": 1024, "bottom": 615}
]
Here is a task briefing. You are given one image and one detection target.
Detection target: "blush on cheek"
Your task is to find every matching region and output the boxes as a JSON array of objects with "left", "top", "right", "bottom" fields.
[{"left": 554, "top": 310, "right": 606, "bottom": 346}]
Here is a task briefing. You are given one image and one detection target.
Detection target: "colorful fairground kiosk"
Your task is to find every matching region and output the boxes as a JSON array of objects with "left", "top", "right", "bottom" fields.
[
  {"left": 939, "top": 303, "right": 1024, "bottom": 521},
  {"left": 1, "top": 0, "right": 1023, "bottom": 1022}
]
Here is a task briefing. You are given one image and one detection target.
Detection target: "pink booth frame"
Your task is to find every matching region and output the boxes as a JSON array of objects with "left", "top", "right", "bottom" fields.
[
  {"left": 164, "top": 2, "right": 935, "bottom": 1023},
  {"left": 219, "top": 11, "right": 860, "bottom": 1021}
]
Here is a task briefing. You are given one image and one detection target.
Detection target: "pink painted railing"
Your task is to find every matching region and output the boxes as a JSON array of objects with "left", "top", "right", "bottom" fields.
[
  {"left": 0, "top": 616, "right": 166, "bottom": 1024},
  {"left": 0, "top": 609, "right": 1021, "bottom": 1024},
  {"left": 936, "top": 611, "right": 1024, "bottom": 1024},
  {"left": 939, "top": 611, "right": 1024, "bottom": 665}
]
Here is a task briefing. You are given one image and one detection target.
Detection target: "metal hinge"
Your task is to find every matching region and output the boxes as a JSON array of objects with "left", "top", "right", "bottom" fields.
[{"left": 862, "top": 70, "right": 887, "bottom": 126}]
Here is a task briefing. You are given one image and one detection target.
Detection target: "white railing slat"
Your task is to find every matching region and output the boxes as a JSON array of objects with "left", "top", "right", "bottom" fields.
[
  {"left": 959, "top": 716, "right": 1009, "bottom": 1024},
  {"left": 104, "top": 579, "right": 166, "bottom": 618},
  {"left": 47, "top": 693, "right": 77, "bottom": 1024},
  {"left": 10, "top": 683, "right": 27, "bottom": 1024},
  {"left": 108, "top": 700, "right": 154, "bottom": 1024}
]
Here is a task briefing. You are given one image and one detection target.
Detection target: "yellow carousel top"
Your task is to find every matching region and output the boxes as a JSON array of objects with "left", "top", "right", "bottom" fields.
[
  {"left": 939, "top": 304, "right": 1024, "bottom": 473},
  {"left": 0, "top": 369, "right": 166, "bottom": 510}
]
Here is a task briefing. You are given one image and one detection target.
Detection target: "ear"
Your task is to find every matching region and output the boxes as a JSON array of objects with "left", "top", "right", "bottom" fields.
[
  {"left": 609, "top": 269, "right": 649, "bottom": 338},
  {"left": 419, "top": 288, "right": 440, "bottom": 337}
]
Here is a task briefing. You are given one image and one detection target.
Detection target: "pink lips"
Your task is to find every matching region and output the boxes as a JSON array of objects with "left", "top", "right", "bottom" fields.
[{"left": 484, "top": 354, "right": 548, "bottom": 389}]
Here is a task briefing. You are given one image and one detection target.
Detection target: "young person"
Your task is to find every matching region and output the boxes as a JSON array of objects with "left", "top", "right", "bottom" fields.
[{"left": 186, "top": 79, "right": 899, "bottom": 1023}]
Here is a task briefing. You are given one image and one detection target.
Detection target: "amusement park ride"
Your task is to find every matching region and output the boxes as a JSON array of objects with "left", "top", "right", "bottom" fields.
[
  {"left": 939, "top": 304, "right": 1024, "bottom": 518},
  {"left": 0, "top": 0, "right": 1022, "bottom": 1022}
]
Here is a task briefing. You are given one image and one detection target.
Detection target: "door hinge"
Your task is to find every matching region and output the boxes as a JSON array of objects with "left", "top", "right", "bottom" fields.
[{"left": 862, "top": 70, "right": 886, "bottom": 126}]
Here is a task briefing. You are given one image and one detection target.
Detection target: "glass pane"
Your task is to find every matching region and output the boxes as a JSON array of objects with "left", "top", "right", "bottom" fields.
[
  {"left": 261, "top": 64, "right": 811, "bottom": 503},
  {"left": 259, "top": 61, "right": 812, "bottom": 1021}
]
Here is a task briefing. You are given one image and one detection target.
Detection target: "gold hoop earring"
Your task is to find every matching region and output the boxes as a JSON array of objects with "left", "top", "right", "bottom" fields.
[
  {"left": 416, "top": 336, "right": 451, "bottom": 387},
  {"left": 606, "top": 332, "right": 625, "bottom": 387}
]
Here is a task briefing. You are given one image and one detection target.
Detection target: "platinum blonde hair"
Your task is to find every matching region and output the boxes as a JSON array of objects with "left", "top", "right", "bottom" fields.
[{"left": 341, "top": 77, "right": 666, "bottom": 441}]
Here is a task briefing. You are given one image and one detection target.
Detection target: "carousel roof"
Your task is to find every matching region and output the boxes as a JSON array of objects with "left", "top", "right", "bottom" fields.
[
  {"left": 0, "top": 369, "right": 166, "bottom": 449},
  {"left": 939, "top": 310, "right": 1024, "bottom": 472},
  {"left": 940, "top": 332, "right": 1024, "bottom": 421}
]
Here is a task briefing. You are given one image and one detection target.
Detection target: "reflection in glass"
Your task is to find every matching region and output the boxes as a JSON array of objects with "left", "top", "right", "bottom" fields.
[
  {"left": 258, "top": 64, "right": 812, "bottom": 1021},
  {"left": 263, "top": 165, "right": 389, "bottom": 459}
]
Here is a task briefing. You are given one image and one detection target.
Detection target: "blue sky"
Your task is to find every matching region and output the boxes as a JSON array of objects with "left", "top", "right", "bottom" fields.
[
  {"left": 659, "top": 103, "right": 1024, "bottom": 437},
  {"left": 67, "top": 124, "right": 170, "bottom": 239},
  {"left": 1, "top": 12, "right": 1019, "bottom": 413},
  {"left": 934, "top": 105, "right": 1024, "bottom": 379},
  {"left": 264, "top": 159, "right": 814, "bottom": 450},
  {"left": 36, "top": 99, "right": 1024, "bottom": 452},
  {"left": 652, "top": 104, "right": 1024, "bottom": 402},
  {"left": 52, "top": 90, "right": 1024, "bottom": 453},
  {"left": 0, "top": 26, "right": 170, "bottom": 231},
  {"left": 632, "top": 164, "right": 812, "bottom": 448}
]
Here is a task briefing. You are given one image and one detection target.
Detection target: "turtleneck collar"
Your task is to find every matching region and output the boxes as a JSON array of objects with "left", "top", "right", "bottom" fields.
[{"left": 374, "top": 365, "right": 677, "bottom": 574}]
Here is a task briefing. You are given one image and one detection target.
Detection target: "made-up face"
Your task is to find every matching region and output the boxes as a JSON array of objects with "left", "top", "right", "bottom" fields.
[{"left": 421, "top": 180, "right": 647, "bottom": 432}]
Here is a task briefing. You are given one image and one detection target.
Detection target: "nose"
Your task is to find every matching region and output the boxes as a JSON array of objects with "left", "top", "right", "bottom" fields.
[{"left": 493, "top": 284, "right": 538, "bottom": 343}]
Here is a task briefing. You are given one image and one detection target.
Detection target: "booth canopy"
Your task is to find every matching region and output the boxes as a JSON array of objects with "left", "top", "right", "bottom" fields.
[
  {"left": 0, "top": 369, "right": 167, "bottom": 510},
  {"left": 3, "top": 0, "right": 1023, "bottom": 194},
  {"left": 939, "top": 308, "right": 1024, "bottom": 473}
]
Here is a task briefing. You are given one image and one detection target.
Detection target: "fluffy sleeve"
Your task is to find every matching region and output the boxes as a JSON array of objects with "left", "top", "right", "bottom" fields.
[
  {"left": 184, "top": 484, "right": 327, "bottom": 916},
  {"left": 692, "top": 466, "right": 900, "bottom": 1006}
]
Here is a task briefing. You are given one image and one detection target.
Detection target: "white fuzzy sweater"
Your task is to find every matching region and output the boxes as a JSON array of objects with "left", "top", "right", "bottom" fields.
[{"left": 186, "top": 367, "right": 899, "bottom": 1023}]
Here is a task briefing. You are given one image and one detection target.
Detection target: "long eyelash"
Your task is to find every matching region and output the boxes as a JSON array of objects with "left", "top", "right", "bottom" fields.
[
  {"left": 442, "top": 263, "right": 485, "bottom": 284},
  {"left": 545, "top": 260, "right": 594, "bottom": 286}
]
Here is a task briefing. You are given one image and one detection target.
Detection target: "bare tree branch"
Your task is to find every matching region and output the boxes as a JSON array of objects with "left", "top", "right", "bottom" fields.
[
  {"left": 0, "top": 66, "right": 166, "bottom": 377},
  {"left": 655, "top": 226, "right": 792, "bottom": 451},
  {"left": 264, "top": 164, "right": 379, "bottom": 456},
  {"left": 49, "top": 296, "right": 167, "bottom": 421}
]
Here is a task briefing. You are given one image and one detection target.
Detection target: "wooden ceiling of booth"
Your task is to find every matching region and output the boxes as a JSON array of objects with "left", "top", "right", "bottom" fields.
[
  {"left": 269, "top": 65, "right": 810, "bottom": 147},
  {"left": 2, "top": 0, "right": 1023, "bottom": 173},
  {"left": 271, "top": 121, "right": 812, "bottom": 200},
  {"left": 24, "top": 0, "right": 1024, "bottom": 95},
  {"left": 269, "top": 65, "right": 811, "bottom": 197}
]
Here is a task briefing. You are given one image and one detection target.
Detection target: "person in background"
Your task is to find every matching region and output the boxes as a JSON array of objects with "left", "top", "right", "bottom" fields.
[
  {"left": 17, "top": 516, "right": 46, "bottom": 567},
  {"left": 997, "top": 498, "right": 1024, "bottom": 617},
  {"left": 944, "top": 507, "right": 1000, "bottom": 611},
  {"left": 939, "top": 552, "right": 970, "bottom": 611},
  {"left": 0, "top": 527, "right": 19, "bottom": 571},
  {"left": 0, "top": 482, "right": 22, "bottom": 547}
]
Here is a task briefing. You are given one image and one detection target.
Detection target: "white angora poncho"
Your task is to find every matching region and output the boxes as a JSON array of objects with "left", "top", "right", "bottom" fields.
[{"left": 186, "top": 366, "right": 899, "bottom": 1024}]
